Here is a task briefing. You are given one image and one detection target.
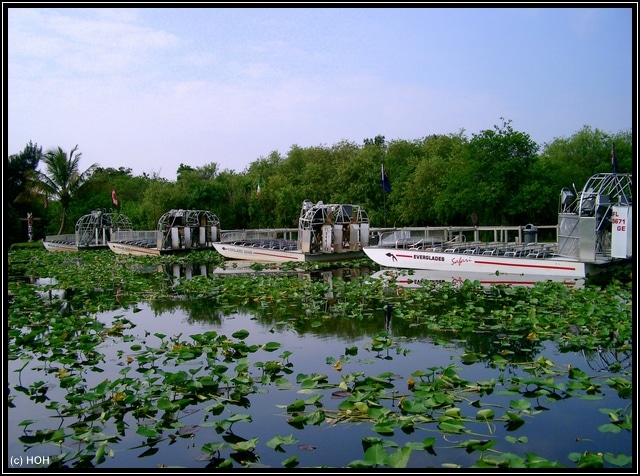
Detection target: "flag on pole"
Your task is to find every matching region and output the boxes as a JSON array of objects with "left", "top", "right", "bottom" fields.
[
  {"left": 611, "top": 143, "right": 618, "bottom": 174},
  {"left": 256, "top": 176, "right": 263, "bottom": 195},
  {"left": 381, "top": 164, "right": 391, "bottom": 192},
  {"left": 112, "top": 187, "right": 119, "bottom": 207}
]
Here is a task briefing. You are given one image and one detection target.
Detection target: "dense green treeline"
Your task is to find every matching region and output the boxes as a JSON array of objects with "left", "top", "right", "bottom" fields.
[{"left": 6, "top": 120, "right": 632, "bottom": 246}]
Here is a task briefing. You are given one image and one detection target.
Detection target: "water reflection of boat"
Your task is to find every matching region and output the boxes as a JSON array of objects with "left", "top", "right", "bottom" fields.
[
  {"left": 43, "top": 209, "right": 133, "bottom": 252},
  {"left": 164, "top": 263, "right": 211, "bottom": 279},
  {"left": 364, "top": 171, "right": 632, "bottom": 279},
  {"left": 108, "top": 209, "right": 220, "bottom": 256},
  {"left": 211, "top": 260, "right": 302, "bottom": 276},
  {"left": 157, "top": 263, "right": 371, "bottom": 315},
  {"left": 213, "top": 200, "right": 370, "bottom": 263},
  {"left": 581, "top": 346, "right": 632, "bottom": 373},
  {"left": 162, "top": 260, "right": 371, "bottom": 282},
  {"left": 371, "top": 269, "right": 586, "bottom": 288}
]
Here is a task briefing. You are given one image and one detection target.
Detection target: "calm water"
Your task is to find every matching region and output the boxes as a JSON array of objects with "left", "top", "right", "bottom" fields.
[{"left": 6, "top": 267, "right": 632, "bottom": 470}]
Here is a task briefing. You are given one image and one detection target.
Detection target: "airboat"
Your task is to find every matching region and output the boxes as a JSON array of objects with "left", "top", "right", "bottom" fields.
[
  {"left": 107, "top": 209, "right": 220, "bottom": 256},
  {"left": 363, "top": 171, "right": 632, "bottom": 279},
  {"left": 43, "top": 210, "right": 133, "bottom": 252},
  {"left": 213, "top": 200, "right": 370, "bottom": 263}
]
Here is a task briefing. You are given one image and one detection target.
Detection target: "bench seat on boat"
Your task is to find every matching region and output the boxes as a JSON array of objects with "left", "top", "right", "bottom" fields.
[{"left": 527, "top": 247, "right": 553, "bottom": 258}]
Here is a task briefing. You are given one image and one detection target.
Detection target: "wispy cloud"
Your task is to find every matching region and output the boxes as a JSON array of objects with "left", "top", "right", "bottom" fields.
[{"left": 8, "top": 7, "right": 632, "bottom": 179}]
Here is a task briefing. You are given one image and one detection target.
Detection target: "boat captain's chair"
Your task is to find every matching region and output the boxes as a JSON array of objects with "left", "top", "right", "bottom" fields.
[{"left": 580, "top": 188, "right": 596, "bottom": 216}]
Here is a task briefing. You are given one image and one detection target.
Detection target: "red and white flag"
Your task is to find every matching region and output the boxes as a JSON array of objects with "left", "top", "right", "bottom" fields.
[{"left": 112, "top": 187, "right": 119, "bottom": 207}]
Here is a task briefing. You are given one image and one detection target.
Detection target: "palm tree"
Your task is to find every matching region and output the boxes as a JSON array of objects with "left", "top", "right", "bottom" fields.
[{"left": 29, "top": 145, "right": 97, "bottom": 234}]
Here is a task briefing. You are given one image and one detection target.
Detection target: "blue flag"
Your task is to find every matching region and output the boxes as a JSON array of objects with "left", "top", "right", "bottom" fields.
[{"left": 381, "top": 164, "right": 391, "bottom": 192}]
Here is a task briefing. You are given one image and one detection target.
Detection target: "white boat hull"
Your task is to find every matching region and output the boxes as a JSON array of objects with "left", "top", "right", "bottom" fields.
[
  {"left": 213, "top": 243, "right": 364, "bottom": 263},
  {"left": 107, "top": 241, "right": 161, "bottom": 257},
  {"left": 363, "top": 246, "right": 587, "bottom": 278},
  {"left": 42, "top": 241, "right": 79, "bottom": 252}
]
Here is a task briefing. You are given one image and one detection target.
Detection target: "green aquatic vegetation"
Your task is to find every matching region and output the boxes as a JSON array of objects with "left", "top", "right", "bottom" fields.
[
  {"left": 280, "top": 357, "right": 632, "bottom": 468},
  {"left": 6, "top": 248, "right": 632, "bottom": 468},
  {"left": 9, "top": 323, "right": 280, "bottom": 467}
]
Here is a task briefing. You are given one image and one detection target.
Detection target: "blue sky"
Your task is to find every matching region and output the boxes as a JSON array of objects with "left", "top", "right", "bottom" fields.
[{"left": 6, "top": 7, "right": 633, "bottom": 180}]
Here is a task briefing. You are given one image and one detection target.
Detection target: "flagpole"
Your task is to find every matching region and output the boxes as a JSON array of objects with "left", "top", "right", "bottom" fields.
[{"left": 381, "top": 164, "right": 387, "bottom": 227}]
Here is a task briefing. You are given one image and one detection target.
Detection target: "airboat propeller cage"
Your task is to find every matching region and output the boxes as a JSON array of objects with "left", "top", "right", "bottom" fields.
[
  {"left": 75, "top": 209, "right": 133, "bottom": 246},
  {"left": 157, "top": 209, "right": 220, "bottom": 250},
  {"left": 297, "top": 200, "right": 370, "bottom": 254},
  {"left": 557, "top": 173, "right": 632, "bottom": 261}
]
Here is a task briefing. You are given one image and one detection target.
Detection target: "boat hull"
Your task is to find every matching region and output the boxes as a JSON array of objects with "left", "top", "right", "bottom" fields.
[
  {"left": 42, "top": 241, "right": 79, "bottom": 252},
  {"left": 107, "top": 241, "right": 162, "bottom": 257},
  {"left": 363, "top": 246, "right": 587, "bottom": 278},
  {"left": 213, "top": 243, "right": 364, "bottom": 263}
]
